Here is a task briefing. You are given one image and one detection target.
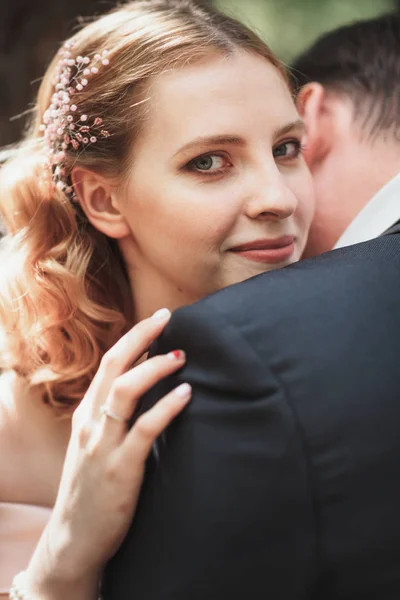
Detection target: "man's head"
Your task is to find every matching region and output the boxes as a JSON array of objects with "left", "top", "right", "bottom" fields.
[{"left": 292, "top": 13, "right": 400, "bottom": 256}]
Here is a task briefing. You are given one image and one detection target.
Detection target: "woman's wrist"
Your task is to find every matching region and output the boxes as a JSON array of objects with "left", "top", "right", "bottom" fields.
[
  {"left": 22, "top": 565, "right": 101, "bottom": 600},
  {"left": 23, "top": 520, "right": 103, "bottom": 600},
  {"left": 11, "top": 569, "right": 101, "bottom": 600}
]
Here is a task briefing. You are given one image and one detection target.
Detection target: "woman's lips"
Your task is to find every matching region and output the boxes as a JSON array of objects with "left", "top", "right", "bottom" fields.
[{"left": 230, "top": 235, "right": 296, "bottom": 264}]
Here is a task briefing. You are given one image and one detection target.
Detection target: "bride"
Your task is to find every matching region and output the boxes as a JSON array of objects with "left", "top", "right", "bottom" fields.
[{"left": 0, "top": 0, "right": 314, "bottom": 598}]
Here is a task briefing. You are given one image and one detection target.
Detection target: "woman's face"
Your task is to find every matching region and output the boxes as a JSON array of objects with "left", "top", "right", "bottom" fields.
[{"left": 119, "top": 50, "right": 315, "bottom": 313}]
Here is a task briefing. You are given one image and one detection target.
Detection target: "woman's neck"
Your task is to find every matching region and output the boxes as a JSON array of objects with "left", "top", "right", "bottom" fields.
[{"left": 126, "top": 264, "right": 196, "bottom": 322}]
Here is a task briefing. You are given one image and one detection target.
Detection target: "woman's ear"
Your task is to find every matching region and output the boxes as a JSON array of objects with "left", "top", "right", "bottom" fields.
[
  {"left": 296, "top": 82, "right": 332, "bottom": 168},
  {"left": 71, "top": 167, "right": 130, "bottom": 239}
]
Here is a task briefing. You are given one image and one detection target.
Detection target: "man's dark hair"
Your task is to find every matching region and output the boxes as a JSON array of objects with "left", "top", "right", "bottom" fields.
[{"left": 291, "top": 13, "right": 400, "bottom": 140}]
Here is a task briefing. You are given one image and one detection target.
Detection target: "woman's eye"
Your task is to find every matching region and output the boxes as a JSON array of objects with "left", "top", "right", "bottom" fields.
[
  {"left": 273, "top": 140, "right": 302, "bottom": 160},
  {"left": 187, "top": 154, "right": 227, "bottom": 173}
]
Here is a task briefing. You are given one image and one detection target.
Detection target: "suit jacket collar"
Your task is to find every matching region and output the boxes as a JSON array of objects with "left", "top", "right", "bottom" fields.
[{"left": 383, "top": 220, "right": 400, "bottom": 236}]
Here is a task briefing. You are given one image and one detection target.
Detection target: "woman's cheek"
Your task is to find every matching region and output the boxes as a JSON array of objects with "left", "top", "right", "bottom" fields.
[{"left": 179, "top": 195, "right": 240, "bottom": 241}]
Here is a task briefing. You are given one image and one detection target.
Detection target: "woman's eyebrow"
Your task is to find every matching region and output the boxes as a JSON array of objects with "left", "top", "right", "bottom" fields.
[
  {"left": 173, "top": 135, "right": 246, "bottom": 158},
  {"left": 173, "top": 120, "right": 305, "bottom": 158},
  {"left": 273, "top": 119, "right": 305, "bottom": 138}
]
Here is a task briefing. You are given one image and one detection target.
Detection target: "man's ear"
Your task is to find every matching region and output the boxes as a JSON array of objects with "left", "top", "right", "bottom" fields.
[
  {"left": 71, "top": 167, "right": 130, "bottom": 239},
  {"left": 296, "top": 82, "right": 333, "bottom": 168}
]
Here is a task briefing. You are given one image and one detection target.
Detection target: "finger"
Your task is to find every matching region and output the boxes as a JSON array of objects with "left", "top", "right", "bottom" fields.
[
  {"left": 93, "top": 351, "right": 187, "bottom": 448},
  {"left": 82, "top": 308, "right": 172, "bottom": 414},
  {"left": 99, "top": 308, "right": 172, "bottom": 379},
  {"left": 103, "top": 350, "right": 187, "bottom": 420},
  {"left": 118, "top": 382, "right": 192, "bottom": 464}
]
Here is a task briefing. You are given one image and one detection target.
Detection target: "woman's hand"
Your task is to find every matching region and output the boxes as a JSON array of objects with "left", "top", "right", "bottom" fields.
[{"left": 25, "top": 308, "right": 191, "bottom": 600}]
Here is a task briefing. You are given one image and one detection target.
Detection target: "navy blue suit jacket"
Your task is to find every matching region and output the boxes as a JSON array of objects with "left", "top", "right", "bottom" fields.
[{"left": 104, "top": 234, "right": 400, "bottom": 599}]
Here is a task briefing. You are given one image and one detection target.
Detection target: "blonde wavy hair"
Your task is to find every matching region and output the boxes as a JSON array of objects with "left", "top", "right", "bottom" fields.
[{"left": 0, "top": 0, "right": 288, "bottom": 409}]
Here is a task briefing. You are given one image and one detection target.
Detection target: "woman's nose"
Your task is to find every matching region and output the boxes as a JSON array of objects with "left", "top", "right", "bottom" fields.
[{"left": 244, "top": 166, "right": 298, "bottom": 221}]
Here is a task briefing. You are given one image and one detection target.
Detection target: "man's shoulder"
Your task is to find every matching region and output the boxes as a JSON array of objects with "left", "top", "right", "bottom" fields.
[
  {"left": 201, "top": 234, "right": 400, "bottom": 323},
  {"left": 163, "top": 234, "right": 400, "bottom": 381}
]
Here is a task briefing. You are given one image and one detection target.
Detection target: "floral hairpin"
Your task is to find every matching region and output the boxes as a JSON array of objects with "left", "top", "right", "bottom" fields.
[{"left": 40, "top": 41, "right": 111, "bottom": 199}]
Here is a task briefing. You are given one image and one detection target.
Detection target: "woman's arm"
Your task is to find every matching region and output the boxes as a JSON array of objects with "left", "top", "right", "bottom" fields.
[{"left": 12, "top": 308, "right": 192, "bottom": 600}]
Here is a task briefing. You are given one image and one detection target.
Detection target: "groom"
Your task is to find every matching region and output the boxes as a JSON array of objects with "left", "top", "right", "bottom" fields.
[
  {"left": 103, "top": 20, "right": 400, "bottom": 600},
  {"left": 292, "top": 13, "right": 400, "bottom": 256},
  {"left": 105, "top": 231, "right": 400, "bottom": 598},
  {"left": 103, "top": 245, "right": 400, "bottom": 599}
]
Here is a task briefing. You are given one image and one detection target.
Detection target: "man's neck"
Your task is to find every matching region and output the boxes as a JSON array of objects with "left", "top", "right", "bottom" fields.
[{"left": 304, "top": 135, "right": 400, "bottom": 256}]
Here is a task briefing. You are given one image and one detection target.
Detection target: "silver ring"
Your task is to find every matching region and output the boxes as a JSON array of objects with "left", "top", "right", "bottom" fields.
[{"left": 100, "top": 404, "right": 127, "bottom": 423}]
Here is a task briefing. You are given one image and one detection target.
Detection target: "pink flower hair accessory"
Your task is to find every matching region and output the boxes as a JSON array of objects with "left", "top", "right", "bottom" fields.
[{"left": 39, "top": 42, "right": 111, "bottom": 200}]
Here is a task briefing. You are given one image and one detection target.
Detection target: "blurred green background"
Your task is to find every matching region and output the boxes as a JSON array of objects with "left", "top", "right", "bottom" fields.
[{"left": 214, "top": 0, "right": 398, "bottom": 63}]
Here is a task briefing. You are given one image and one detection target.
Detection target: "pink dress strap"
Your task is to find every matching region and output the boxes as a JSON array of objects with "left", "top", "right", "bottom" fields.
[{"left": 0, "top": 502, "right": 51, "bottom": 597}]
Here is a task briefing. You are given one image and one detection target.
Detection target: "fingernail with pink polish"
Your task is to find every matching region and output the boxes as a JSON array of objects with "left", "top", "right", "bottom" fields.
[{"left": 175, "top": 383, "right": 192, "bottom": 398}]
